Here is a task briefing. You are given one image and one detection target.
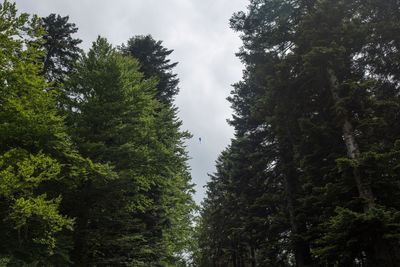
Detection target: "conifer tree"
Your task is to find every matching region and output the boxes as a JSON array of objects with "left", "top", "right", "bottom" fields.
[
  {"left": 121, "top": 35, "right": 179, "bottom": 105},
  {"left": 39, "top": 13, "right": 82, "bottom": 84},
  {"left": 199, "top": 0, "right": 400, "bottom": 266},
  {"left": 63, "top": 36, "right": 195, "bottom": 266}
]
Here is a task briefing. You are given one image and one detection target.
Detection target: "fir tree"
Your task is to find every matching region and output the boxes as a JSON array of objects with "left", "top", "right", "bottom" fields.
[
  {"left": 39, "top": 13, "right": 82, "bottom": 84},
  {"left": 121, "top": 35, "right": 179, "bottom": 105}
]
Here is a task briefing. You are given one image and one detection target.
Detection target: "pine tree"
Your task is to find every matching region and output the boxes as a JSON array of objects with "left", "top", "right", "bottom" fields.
[{"left": 39, "top": 13, "right": 82, "bottom": 84}]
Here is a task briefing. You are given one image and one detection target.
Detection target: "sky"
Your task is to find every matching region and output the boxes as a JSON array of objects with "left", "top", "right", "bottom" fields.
[{"left": 15, "top": 0, "right": 248, "bottom": 204}]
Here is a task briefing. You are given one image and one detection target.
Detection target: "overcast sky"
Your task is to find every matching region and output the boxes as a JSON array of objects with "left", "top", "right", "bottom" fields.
[{"left": 15, "top": 0, "right": 248, "bottom": 204}]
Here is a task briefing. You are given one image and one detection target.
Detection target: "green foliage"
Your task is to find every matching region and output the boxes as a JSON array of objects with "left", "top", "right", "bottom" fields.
[
  {"left": 314, "top": 206, "right": 400, "bottom": 265},
  {"left": 198, "top": 0, "right": 400, "bottom": 266},
  {"left": 62, "top": 36, "right": 195, "bottom": 266},
  {"left": 10, "top": 195, "right": 73, "bottom": 248},
  {"left": 0, "top": 1, "right": 77, "bottom": 265},
  {"left": 39, "top": 13, "right": 82, "bottom": 84},
  {"left": 0, "top": 150, "right": 62, "bottom": 205},
  {"left": 121, "top": 35, "right": 179, "bottom": 105},
  {"left": 0, "top": 2, "right": 195, "bottom": 265}
]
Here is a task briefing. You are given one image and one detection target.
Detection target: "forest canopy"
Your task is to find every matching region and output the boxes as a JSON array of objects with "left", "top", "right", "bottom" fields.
[
  {"left": 2, "top": 0, "right": 400, "bottom": 266},
  {"left": 0, "top": 1, "right": 195, "bottom": 266},
  {"left": 196, "top": 0, "right": 400, "bottom": 266}
]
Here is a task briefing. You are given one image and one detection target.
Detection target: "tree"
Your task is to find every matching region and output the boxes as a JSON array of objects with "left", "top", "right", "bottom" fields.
[
  {"left": 121, "top": 35, "right": 179, "bottom": 105},
  {"left": 63, "top": 36, "right": 195, "bottom": 266},
  {"left": 1, "top": 2, "right": 195, "bottom": 266},
  {"left": 121, "top": 34, "right": 196, "bottom": 264},
  {"left": 0, "top": 2, "right": 75, "bottom": 265},
  {"left": 39, "top": 13, "right": 82, "bottom": 84},
  {"left": 229, "top": 2, "right": 315, "bottom": 264},
  {"left": 199, "top": 0, "right": 400, "bottom": 266}
]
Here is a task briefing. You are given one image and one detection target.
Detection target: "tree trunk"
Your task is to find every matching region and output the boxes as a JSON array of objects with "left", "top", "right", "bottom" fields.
[
  {"left": 327, "top": 68, "right": 399, "bottom": 265},
  {"left": 233, "top": 250, "right": 237, "bottom": 267},
  {"left": 72, "top": 180, "right": 92, "bottom": 267},
  {"left": 250, "top": 245, "right": 256, "bottom": 267},
  {"left": 281, "top": 147, "right": 312, "bottom": 267},
  {"left": 327, "top": 68, "right": 374, "bottom": 211}
]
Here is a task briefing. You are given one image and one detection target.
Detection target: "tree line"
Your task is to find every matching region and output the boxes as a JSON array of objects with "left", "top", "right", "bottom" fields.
[
  {"left": 196, "top": 0, "right": 400, "bottom": 266},
  {"left": 0, "top": 1, "right": 196, "bottom": 266}
]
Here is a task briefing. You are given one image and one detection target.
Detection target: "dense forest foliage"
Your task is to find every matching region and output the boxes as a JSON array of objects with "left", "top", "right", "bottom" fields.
[
  {"left": 0, "top": 1, "right": 196, "bottom": 266},
  {"left": 3, "top": 0, "right": 400, "bottom": 266},
  {"left": 197, "top": 0, "right": 400, "bottom": 266}
]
